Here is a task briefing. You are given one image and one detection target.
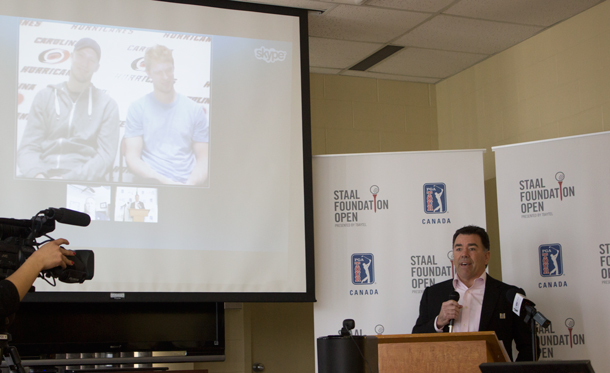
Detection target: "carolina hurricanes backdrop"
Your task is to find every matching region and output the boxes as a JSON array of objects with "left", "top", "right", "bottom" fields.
[
  {"left": 494, "top": 131, "right": 610, "bottom": 372},
  {"left": 17, "top": 19, "right": 211, "bottom": 179},
  {"left": 312, "top": 150, "right": 487, "bottom": 358}
]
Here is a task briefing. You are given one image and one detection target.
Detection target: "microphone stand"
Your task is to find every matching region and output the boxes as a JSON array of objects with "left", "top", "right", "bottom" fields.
[
  {"left": 523, "top": 311, "right": 538, "bottom": 361},
  {"left": 522, "top": 303, "right": 550, "bottom": 361},
  {"left": 530, "top": 318, "right": 537, "bottom": 361}
]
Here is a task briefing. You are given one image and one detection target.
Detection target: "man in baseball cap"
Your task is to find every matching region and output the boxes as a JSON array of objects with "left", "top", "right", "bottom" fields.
[
  {"left": 17, "top": 37, "right": 119, "bottom": 181},
  {"left": 74, "top": 37, "right": 101, "bottom": 60}
]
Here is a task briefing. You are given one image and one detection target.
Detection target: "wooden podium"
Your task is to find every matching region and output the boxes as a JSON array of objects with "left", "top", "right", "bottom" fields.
[
  {"left": 129, "top": 208, "right": 150, "bottom": 222},
  {"left": 365, "top": 331, "right": 509, "bottom": 373}
]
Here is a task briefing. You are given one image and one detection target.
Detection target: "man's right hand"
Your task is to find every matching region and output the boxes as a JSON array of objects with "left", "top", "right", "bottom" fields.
[{"left": 436, "top": 299, "right": 462, "bottom": 329}]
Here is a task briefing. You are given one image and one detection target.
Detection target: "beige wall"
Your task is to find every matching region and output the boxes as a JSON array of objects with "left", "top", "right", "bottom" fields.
[
  {"left": 309, "top": 74, "right": 438, "bottom": 155},
  {"left": 187, "top": 2, "right": 610, "bottom": 372},
  {"left": 437, "top": 0, "right": 610, "bottom": 181}
]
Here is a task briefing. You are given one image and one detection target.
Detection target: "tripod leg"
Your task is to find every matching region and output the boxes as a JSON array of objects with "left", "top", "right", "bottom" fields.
[{"left": 3, "top": 346, "right": 26, "bottom": 373}]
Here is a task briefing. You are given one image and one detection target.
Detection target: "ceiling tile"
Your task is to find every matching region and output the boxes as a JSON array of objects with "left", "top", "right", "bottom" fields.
[
  {"left": 341, "top": 69, "right": 441, "bottom": 83},
  {"left": 309, "top": 37, "right": 382, "bottom": 68},
  {"left": 394, "top": 15, "right": 543, "bottom": 54},
  {"left": 370, "top": 47, "right": 488, "bottom": 78},
  {"left": 444, "top": 0, "right": 603, "bottom": 27},
  {"left": 367, "top": 0, "right": 455, "bottom": 13},
  {"left": 309, "top": 4, "right": 430, "bottom": 43}
]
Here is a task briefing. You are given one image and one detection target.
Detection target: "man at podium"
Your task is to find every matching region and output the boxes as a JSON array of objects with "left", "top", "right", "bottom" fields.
[
  {"left": 412, "top": 225, "right": 534, "bottom": 362},
  {"left": 130, "top": 193, "right": 145, "bottom": 209}
]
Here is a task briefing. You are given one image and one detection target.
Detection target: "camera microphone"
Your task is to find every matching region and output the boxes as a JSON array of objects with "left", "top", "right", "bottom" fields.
[{"left": 44, "top": 208, "right": 91, "bottom": 227}]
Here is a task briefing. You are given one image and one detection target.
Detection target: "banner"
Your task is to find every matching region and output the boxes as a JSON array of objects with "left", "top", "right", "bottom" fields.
[
  {"left": 313, "top": 150, "right": 486, "bottom": 344},
  {"left": 494, "top": 131, "right": 610, "bottom": 371}
]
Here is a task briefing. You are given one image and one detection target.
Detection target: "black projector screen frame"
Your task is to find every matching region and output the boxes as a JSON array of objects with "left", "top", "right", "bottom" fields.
[{"left": 0, "top": 0, "right": 315, "bottom": 303}]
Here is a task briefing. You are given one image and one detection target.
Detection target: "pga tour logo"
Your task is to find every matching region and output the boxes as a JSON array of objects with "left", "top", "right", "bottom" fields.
[
  {"left": 424, "top": 183, "right": 447, "bottom": 214},
  {"left": 539, "top": 244, "right": 563, "bottom": 277},
  {"left": 351, "top": 254, "right": 374, "bottom": 285}
]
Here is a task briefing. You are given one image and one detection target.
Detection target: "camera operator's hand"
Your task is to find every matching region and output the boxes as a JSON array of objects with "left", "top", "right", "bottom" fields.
[
  {"left": 6, "top": 238, "right": 75, "bottom": 300},
  {"left": 31, "top": 238, "right": 75, "bottom": 270}
]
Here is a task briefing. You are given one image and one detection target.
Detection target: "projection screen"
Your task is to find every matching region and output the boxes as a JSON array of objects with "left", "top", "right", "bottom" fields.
[{"left": 0, "top": 0, "right": 314, "bottom": 302}]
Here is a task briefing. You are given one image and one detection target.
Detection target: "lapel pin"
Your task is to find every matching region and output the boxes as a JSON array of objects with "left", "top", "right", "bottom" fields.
[{"left": 500, "top": 313, "right": 506, "bottom": 319}]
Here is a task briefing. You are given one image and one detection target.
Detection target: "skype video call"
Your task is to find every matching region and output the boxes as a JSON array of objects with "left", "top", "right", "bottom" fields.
[{"left": 0, "top": 0, "right": 312, "bottom": 301}]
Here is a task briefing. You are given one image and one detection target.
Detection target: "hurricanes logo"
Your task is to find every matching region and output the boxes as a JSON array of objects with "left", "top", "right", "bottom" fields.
[
  {"left": 131, "top": 57, "right": 146, "bottom": 71},
  {"left": 38, "top": 49, "right": 70, "bottom": 64}
]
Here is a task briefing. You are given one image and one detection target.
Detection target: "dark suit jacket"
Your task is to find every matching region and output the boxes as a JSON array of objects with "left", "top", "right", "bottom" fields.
[{"left": 412, "top": 275, "right": 533, "bottom": 361}]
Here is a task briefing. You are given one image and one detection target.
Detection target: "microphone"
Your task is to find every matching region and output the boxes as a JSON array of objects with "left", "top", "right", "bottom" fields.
[
  {"left": 506, "top": 288, "right": 551, "bottom": 328},
  {"left": 45, "top": 208, "right": 91, "bottom": 227},
  {"left": 448, "top": 291, "right": 460, "bottom": 333},
  {"left": 340, "top": 318, "right": 355, "bottom": 337},
  {"left": 337, "top": 319, "right": 374, "bottom": 373},
  {"left": 0, "top": 207, "right": 89, "bottom": 243}
]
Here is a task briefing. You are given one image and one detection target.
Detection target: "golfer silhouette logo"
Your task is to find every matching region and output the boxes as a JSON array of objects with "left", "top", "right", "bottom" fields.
[
  {"left": 539, "top": 244, "right": 563, "bottom": 277},
  {"left": 351, "top": 253, "right": 375, "bottom": 285}
]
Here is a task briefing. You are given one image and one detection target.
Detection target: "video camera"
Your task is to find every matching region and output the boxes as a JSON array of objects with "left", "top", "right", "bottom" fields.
[{"left": 0, "top": 208, "right": 94, "bottom": 285}]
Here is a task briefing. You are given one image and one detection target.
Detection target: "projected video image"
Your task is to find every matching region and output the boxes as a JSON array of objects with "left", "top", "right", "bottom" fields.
[
  {"left": 16, "top": 20, "right": 211, "bottom": 187},
  {"left": 67, "top": 184, "right": 111, "bottom": 221},
  {"left": 114, "top": 186, "right": 158, "bottom": 223}
]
